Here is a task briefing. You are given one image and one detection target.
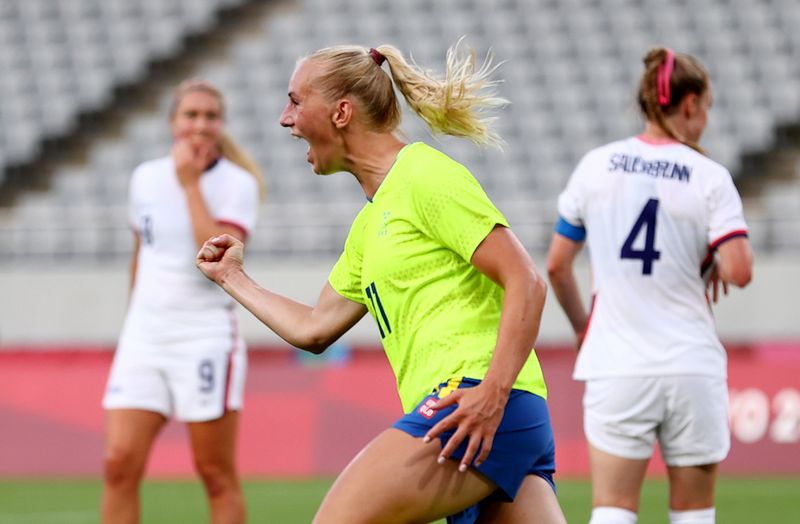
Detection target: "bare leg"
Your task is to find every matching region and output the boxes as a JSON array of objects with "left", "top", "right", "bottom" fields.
[
  {"left": 314, "top": 428, "right": 497, "bottom": 524},
  {"left": 477, "top": 474, "right": 567, "bottom": 524},
  {"left": 667, "top": 463, "right": 718, "bottom": 510},
  {"left": 188, "top": 411, "right": 245, "bottom": 524},
  {"left": 589, "top": 444, "right": 650, "bottom": 513},
  {"left": 102, "top": 409, "right": 166, "bottom": 524}
]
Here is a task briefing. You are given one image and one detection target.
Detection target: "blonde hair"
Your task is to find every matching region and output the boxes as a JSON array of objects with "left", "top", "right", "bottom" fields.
[
  {"left": 637, "top": 48, "right": 709, "bottom": 153},
  {"left": 171, "top": 79, "right": 266, "bottom": 199},
  {"left": 306, "top": 39, "right": 508, "bottom": 147}
]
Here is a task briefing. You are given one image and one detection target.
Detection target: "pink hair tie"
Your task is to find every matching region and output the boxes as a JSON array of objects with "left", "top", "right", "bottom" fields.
[
  {"left": 368, "top": 48, "right": 386, "bottom": 66},
  {"left": 657, "top": 49, "right": 675, "bottom": 106}
]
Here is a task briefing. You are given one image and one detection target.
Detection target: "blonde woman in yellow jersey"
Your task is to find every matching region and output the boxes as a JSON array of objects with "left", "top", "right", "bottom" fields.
[{"left": 197, "top": 43, "right": 566, "bottom": 524}]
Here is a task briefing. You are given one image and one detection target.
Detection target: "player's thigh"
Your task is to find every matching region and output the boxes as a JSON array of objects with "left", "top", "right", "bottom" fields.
[
  {"left": 583, "top": 378, "right": 663, "bottom": 509},
  {"left": 169, "top": 339, "right": 246, "bottom": 423},
  {"left": 104, "top": 409, "right": 166, "bottom": 470},
  {"left": 588, "top": 444, "right": 649, "bottom": 511},
  {"left": 583, "top": 377, "right": 662, "bottom": 461},
  {"left": 187, "top": 410, "right": 240, "bottom": 472},
  {"left": 314, "top": 428, "right": 496, "bottom": 524},
  {"left": 660, "top": 376, "right": 729, "bottom": 467},
  {"left": 477, "top": 474, "right": 566, "bottom": 524},
  {"left": 102, "top": 342, "right": 172, "bottom": 417}
]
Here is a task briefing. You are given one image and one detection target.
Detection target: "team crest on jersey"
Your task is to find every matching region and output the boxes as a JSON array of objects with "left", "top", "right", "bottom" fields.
[{"left": 378, "top": 210, "right": 391, "bottom": 237}]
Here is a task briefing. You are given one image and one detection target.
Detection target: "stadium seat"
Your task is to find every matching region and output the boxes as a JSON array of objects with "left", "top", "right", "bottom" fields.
[
  {"left": 0, "top": 0, "right": 241, "bottom": 175},
  {"left": 2, "top": 0, "right": 799, "bottom": 261}
]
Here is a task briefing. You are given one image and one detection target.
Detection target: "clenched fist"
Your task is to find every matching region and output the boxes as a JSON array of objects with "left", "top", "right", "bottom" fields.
[{"left": 196, "top": 234, "right": 244, "bottom": 285}]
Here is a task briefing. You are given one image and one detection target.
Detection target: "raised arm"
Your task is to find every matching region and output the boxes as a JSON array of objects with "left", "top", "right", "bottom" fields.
[
  {"left": 546, "top": 232, "right": 589, "bottom": 349},
  {"left": 197, "top": 234, "right": 367, "bottom": 353},
  {"left": 174, "top": 140, "right": 249, "bottom": 247}
]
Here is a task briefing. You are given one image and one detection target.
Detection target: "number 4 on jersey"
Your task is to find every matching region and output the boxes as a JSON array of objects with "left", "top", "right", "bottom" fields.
[{"left": 620, "top": 198, "right": 661, "bottom": 275}]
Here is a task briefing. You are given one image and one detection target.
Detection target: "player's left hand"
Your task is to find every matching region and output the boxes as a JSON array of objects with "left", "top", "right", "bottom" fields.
[
  {"left": 422, "top": 382, "right": 508, "bottom": 472},
  {"left": 705, "top": 263, "right": 729, "bottom": 303}
]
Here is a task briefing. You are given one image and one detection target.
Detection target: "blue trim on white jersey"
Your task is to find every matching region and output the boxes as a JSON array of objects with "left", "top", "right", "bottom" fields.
[{"left": 555, "top": 216, "right": 586, "bottom": 242}]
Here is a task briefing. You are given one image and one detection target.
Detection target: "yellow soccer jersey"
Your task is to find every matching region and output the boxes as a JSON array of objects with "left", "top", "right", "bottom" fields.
[{"left": 329, "top": 142, "right": 547, "bottom": 412}]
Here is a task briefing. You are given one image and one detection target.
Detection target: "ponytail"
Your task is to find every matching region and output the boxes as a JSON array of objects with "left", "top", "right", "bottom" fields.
[
  {"left": 637, "top": 47, "right": 709, "bottom": 153},
  {"left": 377, "top": 39, "right": 508, "bottom": 148},
  {"left": 307, "top": 38, "right": 508, "bottom": 148}
]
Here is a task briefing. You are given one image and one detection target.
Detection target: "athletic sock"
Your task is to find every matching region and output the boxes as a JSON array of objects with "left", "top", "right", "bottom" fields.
[
  {"left": 669, "top": 507, "right": 715, "bottom": 523},
  {"left": 589, "top": 506, "right": 638, "bottom": 523}
]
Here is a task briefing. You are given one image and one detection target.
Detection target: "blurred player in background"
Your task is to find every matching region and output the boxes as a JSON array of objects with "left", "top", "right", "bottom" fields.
[
  {"left": 546, "top": 48, "right": 753, "bottom": 524},
  {"left": 196, "top": 42, "right": 566, "bottom": 523},
  {"left": 101, "top": 79, "right": 264, "bottom": 524}
]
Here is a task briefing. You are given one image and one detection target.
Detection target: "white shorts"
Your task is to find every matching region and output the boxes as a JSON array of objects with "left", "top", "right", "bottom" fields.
[
  {"left": 583, "top": 376, "right": 730, "bottom": 466},
  {"left": 102, "top": 336, "right": 247, "bottom": 422}
]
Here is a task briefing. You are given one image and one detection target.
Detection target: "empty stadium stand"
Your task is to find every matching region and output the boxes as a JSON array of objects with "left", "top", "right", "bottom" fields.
[{"left": 1, "top": 0, "right": 799, "bottom": 262}]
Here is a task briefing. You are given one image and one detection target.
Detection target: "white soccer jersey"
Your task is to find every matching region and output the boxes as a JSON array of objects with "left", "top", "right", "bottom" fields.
[
  {"left": 120, "top": 156, "right": 259, "bottom": 345},
  {"left": 557, "top": 136, "right": 748, "bottom": 380}
]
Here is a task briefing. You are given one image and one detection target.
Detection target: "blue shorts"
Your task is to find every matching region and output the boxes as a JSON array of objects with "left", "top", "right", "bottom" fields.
[{"left": 393, "top": 378, "right": 556, "bottom": 524}]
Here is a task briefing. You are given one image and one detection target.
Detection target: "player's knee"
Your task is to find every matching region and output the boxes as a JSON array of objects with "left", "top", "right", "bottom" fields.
[
  {"left": 103, "top": 448, "right": 143, "bottom": 487},
  {"left": 669, "top": 479, "right": 716, "bottom": 510},
  {"left": 194, "top": 459, "right": 236, "bottom": 497},
  {"left": 589, "top": 506, "right": 638, "bottom": 524},
  {"left": 314, "top": 507, "right": 396, "bottom": 524},
  {"left": 669, "top": 508, "right": 715, "bottom": 523},
  {"left": 314, "top": 491, "right": 410, "bottom": 524}
]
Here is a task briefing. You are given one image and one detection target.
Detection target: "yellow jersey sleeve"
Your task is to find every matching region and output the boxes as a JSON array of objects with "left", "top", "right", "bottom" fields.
[
  {"left": 328, "top": 206, "right": 367, "bottom": 304},
  {"left": 410, "top": 161, "right": 509, "bottom": 263}
]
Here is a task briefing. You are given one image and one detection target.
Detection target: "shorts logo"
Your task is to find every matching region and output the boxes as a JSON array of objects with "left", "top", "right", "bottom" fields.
[
  {"left": 418, "top": 378, "right": 463, "bottom": 418},
  {"left": 418, "top": 398, "right": 438, "bottom": 419}
]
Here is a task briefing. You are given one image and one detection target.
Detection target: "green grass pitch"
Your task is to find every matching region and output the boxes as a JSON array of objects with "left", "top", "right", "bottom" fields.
[{"left": 0, "top": 476, "right": 798, "bottom": 523}]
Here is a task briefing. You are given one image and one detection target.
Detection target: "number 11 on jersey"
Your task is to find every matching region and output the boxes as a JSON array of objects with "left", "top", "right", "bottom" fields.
[
  {"left": 620, "top": 198, "right": 661, "bottom": 275},
  {"left": 365, "top": 282, "right": 392, "bottom": 339}
]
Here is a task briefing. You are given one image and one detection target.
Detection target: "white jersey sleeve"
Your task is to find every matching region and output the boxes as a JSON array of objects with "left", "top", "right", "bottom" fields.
[
  {"left": 557, "top": 151, "right": 596, "bottom": 229},
  {"left": 707, "top": 168, "right": 748, "bottom": 246},
  {"left": 203, "top": 159, "right": 259, "bottom": 237}
]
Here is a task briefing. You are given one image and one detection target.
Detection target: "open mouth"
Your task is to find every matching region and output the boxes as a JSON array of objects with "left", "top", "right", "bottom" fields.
[
  {"left": 288, "top": 133, "right": 313, "bottom": 165},
  {"left": 290, "top": 135, "right": 311, "bottom": 159}
]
